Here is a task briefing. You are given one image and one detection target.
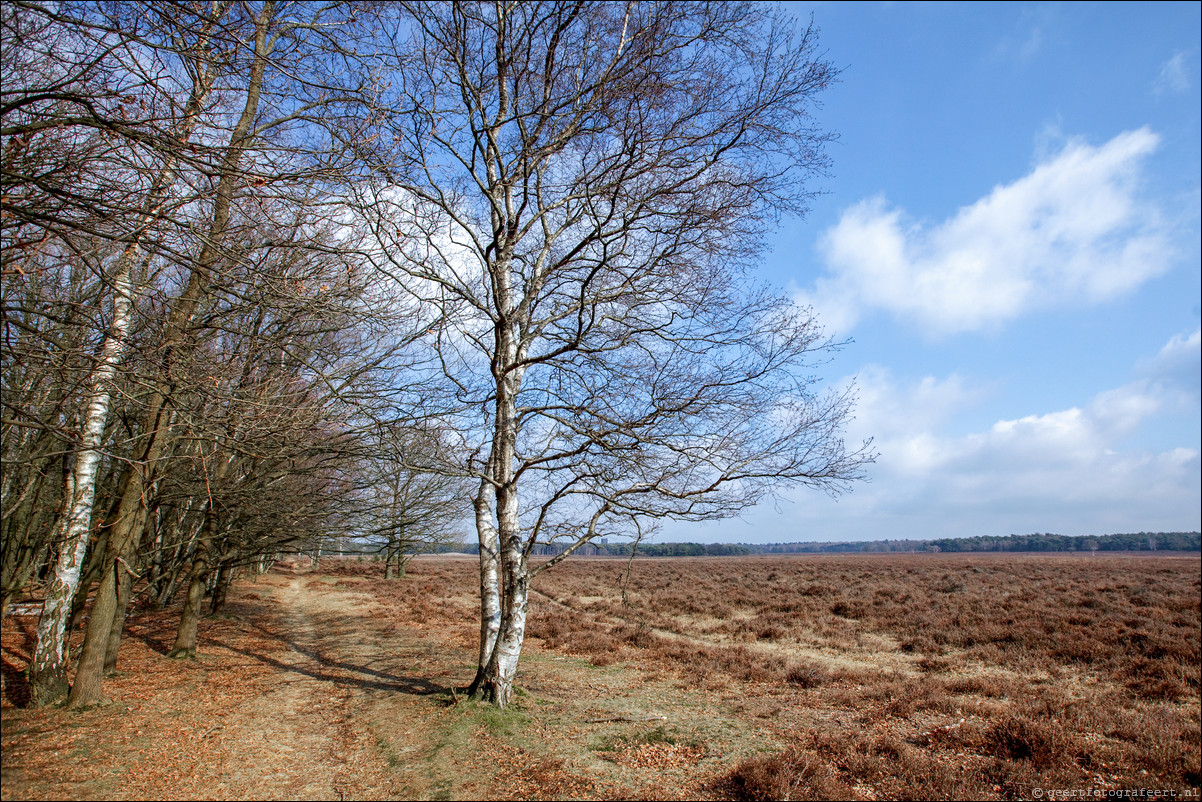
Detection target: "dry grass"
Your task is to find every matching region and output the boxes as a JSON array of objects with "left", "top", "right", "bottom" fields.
[{"left": 520, "top": 553, "right": 1201, "bottom": 799}]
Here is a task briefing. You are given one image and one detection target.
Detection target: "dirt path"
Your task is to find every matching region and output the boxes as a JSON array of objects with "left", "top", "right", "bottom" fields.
[
  {"left": 1, "top": 566, "right": 452, "bottom": 801},
  {"left": 194, "top": 574, "right": 397, "bottom": 799}
]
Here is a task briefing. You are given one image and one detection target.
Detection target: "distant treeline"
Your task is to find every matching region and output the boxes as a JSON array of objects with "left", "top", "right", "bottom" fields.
[
  {"left": 920, "top": 531, "right": 1201, "bottom": 553},
  {"left": 739, "top": 532, "right": 1202, "bottom": 554},
  {"left": 435, "top": 531, "right": 1201, "bottom": 557}
]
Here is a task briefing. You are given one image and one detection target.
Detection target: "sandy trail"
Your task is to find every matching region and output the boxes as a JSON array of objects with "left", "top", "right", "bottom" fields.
[
  {"left": 201, "top": 575, "right": 369, "bottom": 799},
  {"left": 1, "top": 567, "right": 449, "bottom": 801}
]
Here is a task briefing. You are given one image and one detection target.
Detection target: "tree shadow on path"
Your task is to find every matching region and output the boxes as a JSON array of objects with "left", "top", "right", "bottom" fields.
[{"left": 206, "top": 611, "right": 453, "bottom": 697}]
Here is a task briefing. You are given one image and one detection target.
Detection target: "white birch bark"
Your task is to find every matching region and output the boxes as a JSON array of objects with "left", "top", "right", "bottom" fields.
[
  {"left": 27, "top": 28, "right": 218, "bottom": 701},
  {"left": 475, "top": 293, "right": 531, "bottom": 704},
  {"left": 483, "top": 507, "right": 529, "bottom": 707},
  {"left": 472, "top": 478, "right": 501, "bottom": 680},
  {"left": 27, "top": 249, "right": 135, "bottom": 704},
  {"left": 69, "top": 4, "right": 271, "bottom": 708}
]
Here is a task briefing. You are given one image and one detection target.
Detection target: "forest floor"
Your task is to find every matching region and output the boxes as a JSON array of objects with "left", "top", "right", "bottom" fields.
[{"left": 1, "top": 559, "right": 778, "bottom": 801}]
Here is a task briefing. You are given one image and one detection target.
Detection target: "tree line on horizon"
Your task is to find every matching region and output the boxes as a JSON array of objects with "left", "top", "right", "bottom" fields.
[{"left": 415, "top": 530, "right": 1201, "bottom": 557}]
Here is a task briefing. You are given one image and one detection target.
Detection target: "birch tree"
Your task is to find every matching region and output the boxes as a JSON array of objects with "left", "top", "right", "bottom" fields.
[
  {"left": 362, "top": 1, "right": 873, "bottom": 706},
  {"left": 3, "top": 0, "right": 229, "bottom": 704},
  {"left": 2, "top": 0, "right": 387, "bottom": 706}
]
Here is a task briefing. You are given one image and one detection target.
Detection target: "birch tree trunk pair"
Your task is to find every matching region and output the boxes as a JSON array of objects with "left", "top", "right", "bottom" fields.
[
  {"left": 18, "top": 0, "right": 273, "bottom": 708},
  {"left": 364, "top": 2, "right": 869, "bottom": 707},
  {"left": 26, "top": 45, "right": 221, "bottom": 701}
]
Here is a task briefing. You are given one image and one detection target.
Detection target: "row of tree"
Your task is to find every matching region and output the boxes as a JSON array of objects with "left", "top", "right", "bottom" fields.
[
  {"left": 451, "top": 532, "right": 1201, "bottom": 558},
  {"left": 3, "top": 1, "right": 870, "bottom": 709},
  {"left": 2, "top": 1, "right": 469, "bottom": 708},
  {"left": 921, "top": 532, "right": 1201, "bottom": 554}
]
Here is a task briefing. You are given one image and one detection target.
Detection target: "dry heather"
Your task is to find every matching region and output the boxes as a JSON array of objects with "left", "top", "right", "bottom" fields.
[
  {"left": 466, "top": 552, "right": 1199, "bottom": 799},
  {"left": 4, "top": 553, "right": 1197, "bottom": 801}
]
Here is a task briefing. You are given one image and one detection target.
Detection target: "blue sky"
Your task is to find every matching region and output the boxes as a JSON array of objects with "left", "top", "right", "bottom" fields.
[{"left": 670, "top": 1, "right": 1201, "bottom": 543}]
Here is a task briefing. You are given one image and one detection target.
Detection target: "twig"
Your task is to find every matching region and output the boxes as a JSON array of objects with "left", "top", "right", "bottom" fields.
[
  {"left": 919, "top": 717, "right": 965, "bottom": 738},
  {"left": 116, "top": 556, "right": 142, "bottom": 579},
  {"left": 586, "top": 714, "right": 667, "bottom": 724}
]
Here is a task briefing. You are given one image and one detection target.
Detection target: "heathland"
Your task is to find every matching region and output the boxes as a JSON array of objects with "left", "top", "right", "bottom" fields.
[{"left": 2, "top": 552, "right": 1198, "bottom": 800}]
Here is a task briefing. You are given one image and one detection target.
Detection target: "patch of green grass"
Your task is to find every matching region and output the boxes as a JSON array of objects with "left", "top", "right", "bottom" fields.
[
  {"left": 375, "top": 733, "right": 404, "bottom": 768},
  {"left": 472, "top": 701, "right": 534, "bottom": 737}
]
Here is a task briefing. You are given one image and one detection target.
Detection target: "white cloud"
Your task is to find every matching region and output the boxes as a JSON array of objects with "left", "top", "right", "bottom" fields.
[
  {"left": 1139, "top": 327, "right": 1202, "bottom": 396},
  {"left": 1154, "top": 51, "right": 1193, "bottom": 95},
  {"left": 854, "top": 353, "right": 1190, "bottom": 493},
  {"left": 847, "top": 369, "right": 1155, "bottom": 481},
  {"left": 769, "top": 329, "right": 1202, "bottom": 539},
  {"left": 849, "top": 365, "right": 983, "bottom": 440},
  {"left": 799, "top": 129, "right": 1171, "bottom": 336}
]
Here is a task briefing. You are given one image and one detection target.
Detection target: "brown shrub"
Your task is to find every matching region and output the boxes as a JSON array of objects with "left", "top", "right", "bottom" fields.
[
  {"left": 755, "top": 623, "right": 787, "bottom": 641},
  {"left": 989, "top": 714, "right": 1071, "bottom": 768},
  {"left": 524, "top": 553, "right": 1200, "bottom": 793},
  {"left": 945, "top": 673, "right": 1013, "bottom": 698},
  {"left": 1117, "top": 655, "right": 1194, "bottom": 701},
  {"left": 899, "top": 634, "right": 943, "bottom": 655},
  {"left": 716, "top": 644, "right": 785, "bottom": 682},
  {"left": 725, "top": 748, "right": 851, "bottom": 801},
  {"left": 917, "top": 655, "right": 952, "bottom": 673},
  {"left": 830, "top": 600, "right": 866, "bottom": 619},
  {"left": 784, "top": 660, "right": 828, "bottom": 688},
  {"left": 589, "top": 650, "right": 617, "bottom": 667},
  {"left": 1134, "top": 703, "right": 1202, "bottom": 786}
]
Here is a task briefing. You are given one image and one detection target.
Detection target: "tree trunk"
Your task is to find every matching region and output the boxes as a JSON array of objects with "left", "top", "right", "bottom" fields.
[
  {"left": 473, "top": 514, "right": 529, "bottom": 707},
  {"left": 155, "top": 545, "right": 190, "bottom": 608},
  {"left": 168, "top": 566, "right": 207, "bottom": 660},
  {"left": 103, "top": 564, "right": 134, "bottom": 674},
  {"left": 28, "top": 239, "right": 136, "bottom": 706},
  {"left": 30, "top": 13, "right": 228, "bottom": 705},
  {"left": 69, "top": 470, "right": 153, "bottom": 707},
  {"left": 208, "top": 557, "right": 234, "bottom": 615},
  {"left": 468, "top": 478, "right": 502, "bottom": 696},
  {"left": 67, "top": 6, "right": 273, "bottom": 707},
  {"left": 472, "top": 392, "right": 526, "bottom": 706},
  {"left": 66, "top": 528, "right": 112, "bottom": 634},
  {"left": 469, "top": 263, "right": 526, "bottom": 703},
  {"left": 168, "top": 505, "right": 216, "bottom": 659},
  {"left": 65, "top": 555, "right": 122, "bottom": 705},
  {"left": 26, "top": 504, "right": 79, "bottom": 707}
]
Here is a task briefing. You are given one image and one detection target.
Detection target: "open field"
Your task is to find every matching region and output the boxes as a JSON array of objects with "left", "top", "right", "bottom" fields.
[
  {"left": 2, "top": 553, "right": 1199, "bottom": 800},
  {"left": 526, "top": 553, "right": 1201, "bottom": 798}
]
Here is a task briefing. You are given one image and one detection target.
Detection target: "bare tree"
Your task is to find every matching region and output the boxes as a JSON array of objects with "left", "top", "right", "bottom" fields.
[
  {"left": 4, "top": 0, "right": 231, "bottom": 704},
  {"left": 60, "top": 0, "right": 402, "bottom": 708},
  {"left": 4, "top": 0, "right": 401, "bottom": 706},
  {"left": 356, "top": 424, "right": 471, "bottom": 579},
  {"left": 361, "top": 2, "right": 873, "bottom": 705}
]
